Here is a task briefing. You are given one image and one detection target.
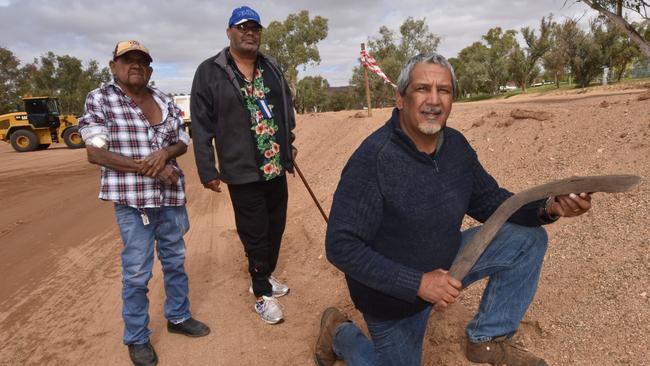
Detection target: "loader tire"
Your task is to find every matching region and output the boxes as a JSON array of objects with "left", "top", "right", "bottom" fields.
[
  {"left": 63, "top": 126, "right": 84, "bottom": 149},
  {"left": 10, "top": 130, "right": 38, "bottom": 152}
]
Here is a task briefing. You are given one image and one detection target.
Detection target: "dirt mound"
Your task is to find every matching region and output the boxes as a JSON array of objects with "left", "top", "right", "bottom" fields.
[
  {"left": 510, "top": 108, "right": 553, "bottom": 121},
  {"left": 637, "top": 91, "right": 650, "bottom": 101}
]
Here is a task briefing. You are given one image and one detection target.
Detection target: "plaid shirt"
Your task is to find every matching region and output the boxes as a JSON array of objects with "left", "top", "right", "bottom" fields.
[{"left": 79, "top": 80, "right": 191, "bottom": 208}]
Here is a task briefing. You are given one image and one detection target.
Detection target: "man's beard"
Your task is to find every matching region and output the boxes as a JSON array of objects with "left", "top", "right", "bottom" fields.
[
  {"left": 417, "top": 105, "right": 444, "bottom": 135},
  {"left": 417, "top": 121, "right": 442, "bottom": 135}
]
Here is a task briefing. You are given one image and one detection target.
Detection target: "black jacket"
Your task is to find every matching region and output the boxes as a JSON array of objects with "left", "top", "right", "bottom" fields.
[{"left": 190, "top": 47, "right": 296, "bottom": 185}]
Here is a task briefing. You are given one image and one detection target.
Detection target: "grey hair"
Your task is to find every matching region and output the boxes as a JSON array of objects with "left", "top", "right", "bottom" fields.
[{"left": 396, "top": 52, "right": 458, "bottom": 98}]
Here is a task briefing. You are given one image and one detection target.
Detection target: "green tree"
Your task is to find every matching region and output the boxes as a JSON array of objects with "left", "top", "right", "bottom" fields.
[
  {"left": 398, "top": 17, "right": 440, "bottom": 59},
  {"left": 20, "top": 52, "right": 109, "bottom": 115},
  {"left": 542, "top": 20, "right": 569, "bottom": 88},
  {"left": 452, "top": 42, "right": 491, "bottom": 96},
  {"left": 295, "top": 75, "right": 330, "bottom": 114},
  {"left": 507, "top": 16, "right": 553, "bottom": 92},
  {"left": 349, "top": 18, "right": 440, "bottom": 108},
  {"left": 260, "top": 10, "right": 328, "bottom": 95},
  {"left": 591, "top": 17, "right": 642, "bottom": 81},
  {"left": 0, "top": 47, "right": 21, "bottom": 114},
  {"left": 557, "top": 19, "right": 602, "bottom": 87},
  {"left": 326, "top": 88, "right": 354, "bottom": 111},
  {"left": 482, "top": 27, "right": 518, "bottom": 93},
  {"left": 577, "top": 0, "right": 650, "bottom": 59}
]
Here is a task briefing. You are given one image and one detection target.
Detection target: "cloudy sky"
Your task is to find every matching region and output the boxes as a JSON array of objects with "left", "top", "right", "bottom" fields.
[{"left": 0, "top": 0, "right": 601, "bottom": 93}]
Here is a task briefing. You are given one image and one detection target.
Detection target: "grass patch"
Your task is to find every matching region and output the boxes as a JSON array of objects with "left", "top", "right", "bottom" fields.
[
  {"left": 457, "top": 94, "right": 496, "bottom": 103},
  {"left": 449, "top": 77, "right": 648, "bottom": 104}
]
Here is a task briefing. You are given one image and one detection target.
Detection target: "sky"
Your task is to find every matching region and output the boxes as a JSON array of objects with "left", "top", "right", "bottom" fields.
[{"left": 0, "top": 0, "right": 606, "bottom": 93}]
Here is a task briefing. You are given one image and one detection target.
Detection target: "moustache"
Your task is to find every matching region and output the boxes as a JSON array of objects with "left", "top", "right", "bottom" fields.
[{"left": 422, "top": 106, "right": 442, "bottom": 114}]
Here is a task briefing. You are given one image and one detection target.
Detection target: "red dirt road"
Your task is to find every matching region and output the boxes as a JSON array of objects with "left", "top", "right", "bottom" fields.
[{"left": 1, "top": 86, "right": 649, "bottom": 365}]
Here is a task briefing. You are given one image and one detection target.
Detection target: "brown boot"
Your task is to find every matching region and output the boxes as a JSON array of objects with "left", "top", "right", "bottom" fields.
[
  {"left": 314, "top": 307, "right": 348, "bottom": 366},
  {"left": 465, "top": 337, "right": 548, "bottom": 366}
]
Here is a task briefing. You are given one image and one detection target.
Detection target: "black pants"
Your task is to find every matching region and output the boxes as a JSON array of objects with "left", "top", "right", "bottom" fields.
[{"left": 227, "top": 175, "right": 288, "bottom": 297}]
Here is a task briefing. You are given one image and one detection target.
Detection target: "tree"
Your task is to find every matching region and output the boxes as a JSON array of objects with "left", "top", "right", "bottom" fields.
[
  {"left": 295, "top": 76, "right": 330, "bottom": 114},
  {"left": 572, "top": 41, "right": 603, "bottom": 88},
  {"left": 482, "top": 27, "right": 519, "bottom": 93},
  {"left": 349, "top": 18, "right": 440, "bottom": 108},
  {"left": 20, "top": 52, "right": 110, "bottom": 115},
  {"left": 398, "top": 17, "right": 441, "bottom": 59},
  {"left": 591, "top": 17, "right": 642, "bottom": 80},
  {"left": 452, "top": 42, "right": 491, "bottom": 96},
  {"left": 326, "top": 88, "right": 354, "bottom": 111},
  {"left": 507, "top": 16, "right": 553, "bottom": 92},
  {"left": 543, "top": 20, "right": 570, "bottom": 88},
  {"left": 557, "top": 19, "right": 603, "bottom": 87},
  {"left": 0, "top": 47, "right": 21, "bottom": 114},
  {"left": 576, "top": 0, "right": 650, "bottom": 59},
  {"left": 260, "top": 10, "right": 328, "bottom": 95}
]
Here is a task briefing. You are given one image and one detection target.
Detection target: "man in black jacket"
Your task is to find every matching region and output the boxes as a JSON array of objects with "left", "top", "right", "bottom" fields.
[{"left": 190, "top": 6, "right": 296, "bottom": 325}]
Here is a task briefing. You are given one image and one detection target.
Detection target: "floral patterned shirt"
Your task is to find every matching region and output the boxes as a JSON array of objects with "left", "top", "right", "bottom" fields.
[{"left": 229, "top": 54, "right": 287, "bottom": 181}]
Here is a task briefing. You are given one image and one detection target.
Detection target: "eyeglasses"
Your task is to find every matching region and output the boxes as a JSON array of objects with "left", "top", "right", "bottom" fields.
[{"left": 232, "top": 23, "right": 262, "bottom": 33}]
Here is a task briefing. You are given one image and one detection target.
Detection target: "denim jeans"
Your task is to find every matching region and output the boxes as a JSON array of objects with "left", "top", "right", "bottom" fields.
[
  {"left": 333, "top": 223, "right": 548, "bottom": 365},
  {"left": 114, "top": 204, "right": 192, "bottom": 345}
]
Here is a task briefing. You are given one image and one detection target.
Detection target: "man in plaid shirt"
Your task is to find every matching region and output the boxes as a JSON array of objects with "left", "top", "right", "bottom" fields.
[{"left": 79, "top": 40, "right": 209, "bottom": 366}]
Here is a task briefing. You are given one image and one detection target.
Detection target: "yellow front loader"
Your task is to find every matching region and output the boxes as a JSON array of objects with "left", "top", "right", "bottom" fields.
[{"left": 0, "top": 97, "right": 84, "bottom": 152}]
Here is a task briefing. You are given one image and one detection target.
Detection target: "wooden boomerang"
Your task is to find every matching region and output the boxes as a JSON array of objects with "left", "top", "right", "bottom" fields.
[{"left": 447, "top": 174, "right": 641, "bottom": 282}]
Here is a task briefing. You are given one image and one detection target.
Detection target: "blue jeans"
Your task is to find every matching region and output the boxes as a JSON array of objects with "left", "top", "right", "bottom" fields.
[
  {"left": 114, "top": 204, "right": 192, "bottom": 345},
  {"left": 333, "top": 223, "right": 548, "bottom": 365}
]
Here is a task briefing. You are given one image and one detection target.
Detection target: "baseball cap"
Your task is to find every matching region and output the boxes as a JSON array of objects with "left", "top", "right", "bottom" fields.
[
  {"left": 113, "top": 40, "right": 153, "bottom": 62},
  {"left": 228, "top": 6, "right": 262, "bottom": 27}
]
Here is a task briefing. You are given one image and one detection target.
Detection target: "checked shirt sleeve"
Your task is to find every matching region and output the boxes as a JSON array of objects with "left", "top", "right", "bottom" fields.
[
  {"left": 78, "top": 90, "right": 108, "bottom": 142},
  {"left": 173, "top": 104, "right": 191, "bottom": 146}
]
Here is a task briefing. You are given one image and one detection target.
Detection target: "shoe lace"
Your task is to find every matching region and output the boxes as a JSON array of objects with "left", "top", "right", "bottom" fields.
[
  {"left": 262, "top": 296, "right": 283, "bottom": 310},
  {"left": 268, "top": 275, "right": 283, "bottom": 287}
]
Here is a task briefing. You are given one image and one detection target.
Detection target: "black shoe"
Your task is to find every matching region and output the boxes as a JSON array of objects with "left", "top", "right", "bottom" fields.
[
  {"left": 167, "top": 317, "right": 210, "bottom": 337},
  {"left": 128, "top": 341, "right": 158, "bottom": 366}
]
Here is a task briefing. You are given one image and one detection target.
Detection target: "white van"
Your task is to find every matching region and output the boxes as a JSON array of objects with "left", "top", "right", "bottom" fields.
[{"left": 173, "top": 95, "right": 191, "bottom": 136}]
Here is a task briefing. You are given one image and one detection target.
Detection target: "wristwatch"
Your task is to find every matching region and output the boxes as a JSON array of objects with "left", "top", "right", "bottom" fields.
[{"left": 539, "top": 196, "right": 560, "bottom": 221}]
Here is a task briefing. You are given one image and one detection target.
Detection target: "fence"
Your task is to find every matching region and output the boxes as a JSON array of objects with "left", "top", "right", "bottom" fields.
[{"left": 630, "top": 62, "right": 650, "bottom": 78}]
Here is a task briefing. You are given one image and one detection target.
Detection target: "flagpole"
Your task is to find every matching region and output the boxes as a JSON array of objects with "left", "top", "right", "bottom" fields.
[{"left": 361, "top": 43, "right": 372, "bottom": 117}]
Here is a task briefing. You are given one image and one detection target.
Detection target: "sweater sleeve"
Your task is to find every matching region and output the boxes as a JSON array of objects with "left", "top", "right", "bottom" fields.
[
  {"left": 190, "top": 63, "right": 220, "bottom": 184},
  {"left": 466, "top": 147, "right": 547, "bottom": 226},
  {"left": 325, "top": 147, "right": 423, "bottom": 304}
]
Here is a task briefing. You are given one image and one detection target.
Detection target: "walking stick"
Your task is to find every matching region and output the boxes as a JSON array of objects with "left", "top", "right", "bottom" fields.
[{"left": 293, "top": 160, "right": 329, "bottom": 224}]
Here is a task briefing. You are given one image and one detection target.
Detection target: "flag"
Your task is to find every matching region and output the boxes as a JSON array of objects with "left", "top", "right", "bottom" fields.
[{"left": 360, "top": 49, "right": 397, "bottom": 88}]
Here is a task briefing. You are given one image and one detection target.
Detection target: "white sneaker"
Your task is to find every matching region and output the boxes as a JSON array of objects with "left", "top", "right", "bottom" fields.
[
  {"left": 254, "top": 296, "right": 283, "bottom": 324},
  {"left": 249, "top": 276, "right": 290, "bottom": 297}
]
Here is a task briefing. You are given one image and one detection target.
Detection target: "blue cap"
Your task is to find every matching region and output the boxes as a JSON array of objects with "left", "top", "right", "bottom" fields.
[{"left": 228, "top": 6, "right": 262, "bottom": 27}]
